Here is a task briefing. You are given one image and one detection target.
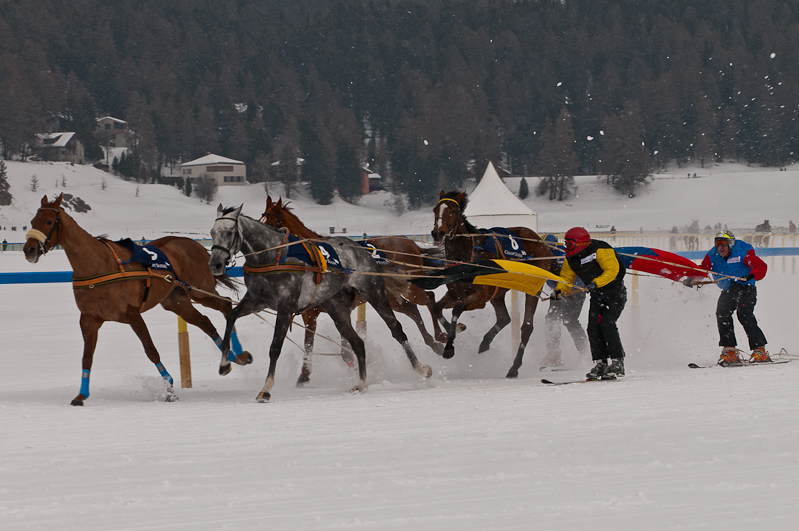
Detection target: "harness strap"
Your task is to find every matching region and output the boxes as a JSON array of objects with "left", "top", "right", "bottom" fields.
[{"left": 72, "top": 241, "right": 175, "bottom": 312}]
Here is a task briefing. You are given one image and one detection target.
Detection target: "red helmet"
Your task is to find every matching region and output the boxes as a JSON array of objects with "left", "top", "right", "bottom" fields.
[{"left": 564, "top": 227, "right": 591, "bottom": 256}]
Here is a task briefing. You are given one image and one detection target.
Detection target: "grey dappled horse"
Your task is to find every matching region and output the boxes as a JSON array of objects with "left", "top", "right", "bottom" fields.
[{"left": 208, "top": 205, "right": 432, "bottom": 401}]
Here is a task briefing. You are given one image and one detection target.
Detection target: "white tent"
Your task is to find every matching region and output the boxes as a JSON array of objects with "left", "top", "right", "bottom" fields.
[{"left": 466, "top": 162, "right": 538, "bottom": 231}]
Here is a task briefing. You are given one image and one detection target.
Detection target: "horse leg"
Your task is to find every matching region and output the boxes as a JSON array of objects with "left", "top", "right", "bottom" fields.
[
  {"left": 161, "top": 290, "right": 252, "bottom": 377},
  {"left": 478, "top": 294, "right": 512, "bottom": 354},
  {"left": 360, "top": 290, "right": 432, "bottom": 378},
  {"left": 506, "top": 294, "right": 539, "bottom": 378},
  {"left": 218, "top": 293, "right": 261, "bottom": 376},
  {"left": 390, "top": 293, "right": 444, "bottom": 356},
  {"left": 441, "top": 301, "right": 467, "bottom": 359},
  {"left": 320, "top": 297, "right": 368, "bottom": 393},
  {"left": 127, "top": 312, "right": 177, "bottom": 402},
  {"left": 297, "top": 308, "right": 319, "bottom": 387},
  {"left": 71, "top": 314, "right": 104, "bottom": 406},
  {"left": 184, "top": 290, "right": 252, "bottom": 369},
  {"left": 256, "top": 310, "right": 293, "bottom": 403},
  {"left": 425, "top": 291, "right": 450, "bottom": 343}
]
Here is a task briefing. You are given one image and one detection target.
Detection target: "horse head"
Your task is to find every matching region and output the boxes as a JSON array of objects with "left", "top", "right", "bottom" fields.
[
  {"left": 260, "top": 195, "right": 287, "bottom": 229},
  {"left": 24, "top": 193, "right": 64, "bottom": 263},
  {"left": 432, "top": 190, "right": 467, "bottom": 244},
  {"left": 209, "top": 203, "right": 244, "bottom": 275}
]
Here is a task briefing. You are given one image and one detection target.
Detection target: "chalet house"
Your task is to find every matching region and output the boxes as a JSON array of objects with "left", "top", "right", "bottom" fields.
[
  {"left": 360, "top": 166, "right": 383, "bottom": 194},
  {"left": 33, "top": 132, "right": 85, "bottom": 164},
  {"left": 96, "top": 116, "right": 131, "bottom": 148},
  {"left": 180, "top": 154, "right": 247, "bottom": 186}
]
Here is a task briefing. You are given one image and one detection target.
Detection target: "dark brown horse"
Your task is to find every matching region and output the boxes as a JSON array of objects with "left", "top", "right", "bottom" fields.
[
  {"left": 260, "top": 196, "right": 445, "bottom": 385},
  {"left": 431, "top": 190, "right": 552, "bottom": 378},
  {"left": 23, "top": 194, "right": 251, "bottom": 405}
]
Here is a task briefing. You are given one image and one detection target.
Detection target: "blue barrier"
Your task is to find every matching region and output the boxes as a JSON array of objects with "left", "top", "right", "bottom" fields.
[
  {"left": 2, "top": 249, "right": 797, "bottom": 285},
  {"left": 0, "top": 266, "right": 244, "bottom": 285}
]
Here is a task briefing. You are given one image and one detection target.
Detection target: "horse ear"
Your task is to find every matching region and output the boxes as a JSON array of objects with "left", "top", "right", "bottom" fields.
[
  {"left": 266, "top": 196, "right": 273, "bottom": 208},
  {"left": 53, "top": 193, "right": 64, "bottom": 208},
  {"left": 41, "top": 195, "right": 49, "bottom": 207},
  {"left": 439, "top": 190, "right": 446, "bottom": 199},
  {"left": 233, "top": 204, "right": 243, "bottom": 218},
  {"left": 456, "top": 192, "right": 467, "bottom": 205},
  {"left": 217, "top": 203, "right": 224, "bottom": 216},
  {"left": 276, "top": 197, "right": 283, "bottom": 207}
]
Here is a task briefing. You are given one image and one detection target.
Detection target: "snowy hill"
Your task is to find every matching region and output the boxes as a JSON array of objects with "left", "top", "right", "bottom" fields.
[{"left": 2, "top": 160, "right": 798, "bottom": 244}]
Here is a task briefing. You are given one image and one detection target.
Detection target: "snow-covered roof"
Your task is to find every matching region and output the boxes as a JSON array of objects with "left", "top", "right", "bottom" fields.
[
  {"left": 466, "top": 162, "right": 537, "bottom": 230},
  {"left": 37, "top": 132, "right": 76, "bottom": 148},
  {"left": 96, "top": 116, "right": 127, "bottom": 124},
  {"left": 181, "top": 154, "right": 245, "bottom": 167}
]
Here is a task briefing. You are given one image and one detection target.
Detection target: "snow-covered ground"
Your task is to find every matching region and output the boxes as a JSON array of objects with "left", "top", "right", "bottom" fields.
[{"left": 2, "top": 161, "right": 799, "bottom": 530}]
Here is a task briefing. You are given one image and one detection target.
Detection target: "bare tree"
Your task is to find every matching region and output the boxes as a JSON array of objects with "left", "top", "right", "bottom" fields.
[
  {"left": 195, "top": 173, "right": 218, "bottom": 203},
  {"left": 30, "top": 174, "right": 39, "bottom": 192}
]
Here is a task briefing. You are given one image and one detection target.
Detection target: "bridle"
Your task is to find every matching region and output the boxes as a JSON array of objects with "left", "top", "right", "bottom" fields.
[
  {"left": 260, "top": 210, "right": 282, "bottom": 229},
  {"left": 211, "top": 215, "right": 241, "bottom": 268},
  {"left": 26, "top": 207, "right": 62, "bottom": 255},
  {"left": 435, "top": 198, "right": 463, "bottom": 240}
]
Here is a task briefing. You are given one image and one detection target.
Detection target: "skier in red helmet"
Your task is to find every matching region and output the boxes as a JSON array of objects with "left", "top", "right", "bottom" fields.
[{"left": 552, "top": 227, "right": 627, "bottom": 380}]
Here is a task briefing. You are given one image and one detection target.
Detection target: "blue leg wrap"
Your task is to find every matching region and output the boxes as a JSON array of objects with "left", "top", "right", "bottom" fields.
[
  {"left": 79, "top": 369, "right": 90, "bottom": 398},
  {"left": 214, "top": 334, "right": 237, "bottom": 362},
  {"left": 231, "top": 327, "right": 244, "bottom": 356},
  {"left": 155, "top": 362, "right": 174, "bottom": 385}
]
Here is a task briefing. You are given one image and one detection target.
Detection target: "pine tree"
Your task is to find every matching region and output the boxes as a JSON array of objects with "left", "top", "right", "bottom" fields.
[
  {"left": 519, "top": 177, "right": 529, "bottom": 199},
  {"left": 335, "top": 142, "right": 363, "bottom": 203},
  {"left": 0, "top": 160, "right": 12, "bottom": 206}
]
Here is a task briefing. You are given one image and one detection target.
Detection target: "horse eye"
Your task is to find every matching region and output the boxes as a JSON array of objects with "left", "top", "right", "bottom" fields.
[{"left": 47, "top": 220, "right": 53, "bottom": 225}]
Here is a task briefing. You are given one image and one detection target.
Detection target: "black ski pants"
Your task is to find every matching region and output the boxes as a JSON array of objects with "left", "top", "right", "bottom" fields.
[
  {"left": 587, "top": 285, "right": 627, "bottom": 362},
  {"left": 716, "top": 282, "right": 767, "bottom": 350},
  {"left": 545, "top": 290, "right": 588, "bottom": 356}
]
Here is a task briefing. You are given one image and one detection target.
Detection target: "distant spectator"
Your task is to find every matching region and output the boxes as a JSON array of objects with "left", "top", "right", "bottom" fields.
[
  {"left": 2, "top": 239, "right": 7, "bottom": 252},
  {"left": 789, "top": 221, "right": 796, "bottom": 233}
]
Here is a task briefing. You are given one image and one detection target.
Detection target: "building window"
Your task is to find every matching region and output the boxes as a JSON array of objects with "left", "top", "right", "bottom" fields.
[{"left": 207, "top": 165, "right": 234, "bottom": 172}]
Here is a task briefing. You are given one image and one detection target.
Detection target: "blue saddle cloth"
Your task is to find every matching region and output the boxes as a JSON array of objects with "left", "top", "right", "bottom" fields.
[
  {"left": 356, "top": 241, "right": 392, "bottom": 267},
  {"left": 282, "top": 233, "right": 344, "bottom": 270},
  {"left": 116, "top": 238, "right": 174, "bottom": 271},
  {"left": 477, "top": 227, "right": 528, "bottom": 260}
]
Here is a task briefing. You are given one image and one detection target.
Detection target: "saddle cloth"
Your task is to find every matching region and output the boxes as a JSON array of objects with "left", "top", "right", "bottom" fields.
[
  {"left": 478, "top": 227, "right": 528, "bottom": 260},
  {"left": 116, "top": 238, "right": 174, "bottom": 271},
  {"left": 283, "top": 233, "right": 344, "bottom": 270},
  {"left": 356, "top": 241, "right": 392, "bottom": 267}
]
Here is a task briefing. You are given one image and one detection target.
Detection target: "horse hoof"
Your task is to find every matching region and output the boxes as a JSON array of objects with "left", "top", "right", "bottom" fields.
[
  {"left": 70, "top": 399, "right": 84, "bottom": 406},
  {"left": 442, "top": 347, "right": 455, "bottom": 359},
  {"left": 422, "top": 365, "right": 432, "bottom": 378},
  {"left": 456, "top": 323, "right": 467, "bottom": 334},
  {"left": 256, "top": 392, "right": 271, "bottom": 403},
  {"left": 478, "top": 341, "right": 491, "bottom": 354},
  {"left": 506, "top": 369, "right": 519, "bottom": 379},
  {"left": 296, "top": 375, "right": 310, "bottom": 387},
  {"left": 219, "top": 363, "right": 232, "bottom": 376},
  {"left": 350, "top": 384, "right": 367, "bottom": 394},
  {"left": 234, "top": 351, "right": 253, "bottom": 366},
  {"left": 165, "top": 394, "right": 179, "bottom": 402}
]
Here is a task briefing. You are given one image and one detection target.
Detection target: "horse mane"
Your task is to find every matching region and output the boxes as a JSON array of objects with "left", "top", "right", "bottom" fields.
[
  {"left": 442, "top": 190, "right": 480, "bottom": 234},
  {"left": 221, "top": 206, "right": 239, "bottom": 216}
]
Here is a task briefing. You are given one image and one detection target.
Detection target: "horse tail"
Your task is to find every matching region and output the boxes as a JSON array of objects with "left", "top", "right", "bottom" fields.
[
  {"left": 214, "top": 273, "right": 241, "bottom": 295},
  {"left": 382, "top": 271, "right": 412, "bottom": 301}
]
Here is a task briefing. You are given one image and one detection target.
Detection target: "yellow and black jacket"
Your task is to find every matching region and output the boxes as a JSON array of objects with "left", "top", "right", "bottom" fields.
[{"left": 555, "top": 240, "right": 625, "bottom": 294}]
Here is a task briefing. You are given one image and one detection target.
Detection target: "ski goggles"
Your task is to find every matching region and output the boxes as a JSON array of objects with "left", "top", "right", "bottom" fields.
[{"left": 715, "top": 239, "right": 730, "bottom": 247}]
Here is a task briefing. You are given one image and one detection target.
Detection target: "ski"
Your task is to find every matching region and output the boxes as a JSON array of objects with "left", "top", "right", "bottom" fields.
[
  {"left": 539, "top": 366, "right": 572, "bottom": 373},
  {"left": 688, "top": 360, "right": 791, "bottom": 369},
  {"left": 541, "top": 376, "right": 618, "bottom": 386}
]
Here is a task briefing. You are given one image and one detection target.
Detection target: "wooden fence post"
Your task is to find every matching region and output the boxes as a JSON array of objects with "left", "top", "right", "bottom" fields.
[{"left": 178, "top": 316, "right": 192, "bottom": 388}]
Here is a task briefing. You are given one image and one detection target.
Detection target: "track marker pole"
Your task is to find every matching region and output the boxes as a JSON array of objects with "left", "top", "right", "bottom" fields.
[{"left": 177, "top": 316, "right": 192, "bottom": 388}]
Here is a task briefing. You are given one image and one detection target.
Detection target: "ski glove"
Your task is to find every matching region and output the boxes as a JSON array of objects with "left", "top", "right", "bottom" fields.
[
  {"left": 682, "top": 277, "right": 694, "bottom": 287},
  {"left": 744, "top": 273, "right": 755, "bottom": 282},
  {"left": 551, "top": 289, "right": 562, "bottom": 301},
  {"left": 585, "top": 282, "right": 597, "bottom": 292}
]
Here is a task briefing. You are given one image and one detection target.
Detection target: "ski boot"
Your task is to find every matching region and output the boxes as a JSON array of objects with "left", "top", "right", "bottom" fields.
[
  {"left": 586, "top": 359, "right": 608, "bottom": 380},
  {"left": 718, "top": 346, "right": 741, "bottom": 367},
  {"left": 607, "top": 358, "right": 625, "bottom": 377},
  {"left": 749, "top": 347, "right": 771, "bottom": 363}
]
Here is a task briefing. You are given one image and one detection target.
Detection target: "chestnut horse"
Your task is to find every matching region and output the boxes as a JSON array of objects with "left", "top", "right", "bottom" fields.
[
  {"left": 432, "top": 190, "right": 552, "bottom": 378},
  {"left": 23, "top": 194, "right": 251, "bottom": 405},
  {"left": 261, "top": 196, "right": 445, "bottom": 385}
]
